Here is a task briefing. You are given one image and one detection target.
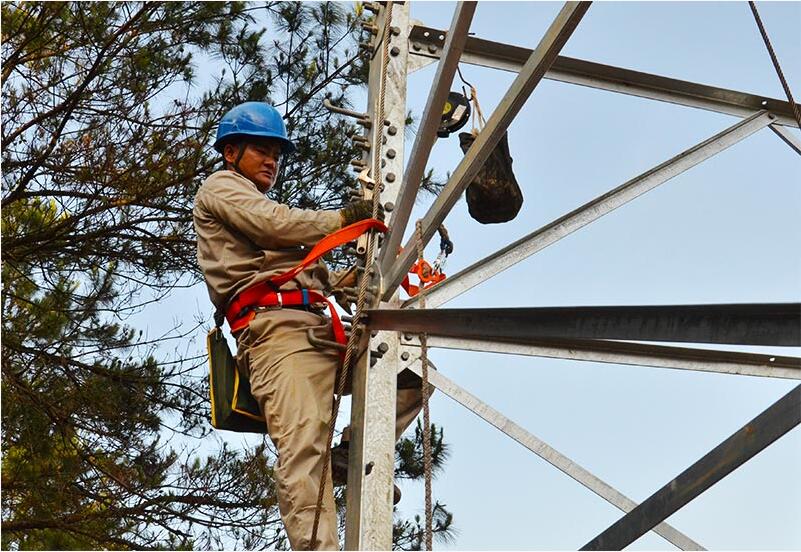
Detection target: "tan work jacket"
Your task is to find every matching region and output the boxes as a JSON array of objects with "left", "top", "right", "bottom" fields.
[{"left": 193, "top": 170, "right": 342, "bottom": 312}]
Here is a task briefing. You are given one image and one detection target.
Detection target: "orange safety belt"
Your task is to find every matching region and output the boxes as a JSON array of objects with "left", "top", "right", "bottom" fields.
[{"left": 225, "top": 218, "right": 387, "bottom": 360}]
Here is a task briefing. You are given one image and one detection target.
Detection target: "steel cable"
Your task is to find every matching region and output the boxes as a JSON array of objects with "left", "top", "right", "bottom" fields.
[{"left": 748, "top": 1, "right": 801, "bottom": 129}]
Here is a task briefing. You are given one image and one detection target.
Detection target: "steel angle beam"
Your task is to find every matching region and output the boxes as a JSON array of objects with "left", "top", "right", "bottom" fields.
[
  {"left": 403, "top": 111, "right": 775, "bottom": 310},
  {"left": 408, "top": 25, "right": 799, "bottom": 128},
  {"left": 770, "top": 125, "right": 801, "bottom": 156},
  {"left": 403, "top": 358, "right": 704, "bottom": 550},
  {"left": 344, "top": 3, "right": 410, "bottom": 548},
  {"left": 581, "top": 384, "right": 801, "bottom": 550},
  {"left": 379, "top": 3, "right": 476, "bottom": 274},
  {"left": 383, "top": 2, "right": 591, "bottom": 301},
  {"left": 405, "top": 335, "right": 801, "bottom": 380},
  {"left": 367, "top": 303, "right": 801, "bottom": 347}
]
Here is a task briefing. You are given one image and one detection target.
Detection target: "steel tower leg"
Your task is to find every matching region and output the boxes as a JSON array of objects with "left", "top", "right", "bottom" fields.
[{"left": 344, "top": 2, "right": 410, "bottom": 549}]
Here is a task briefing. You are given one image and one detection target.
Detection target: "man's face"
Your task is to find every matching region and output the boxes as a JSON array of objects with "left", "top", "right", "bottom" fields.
[{"left": 224, "top": 138, "right": 283, "bottom": 193}]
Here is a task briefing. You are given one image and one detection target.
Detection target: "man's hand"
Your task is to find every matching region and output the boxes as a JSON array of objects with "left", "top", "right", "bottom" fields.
[
  {"left": 332, "top": 265, "right": 358, "bottom": 289},
  {"left": 340, "top": 199, "right": 384, "bottom": 227},
  {"left": 333, "top": 289, "right": 353, "bottom": 314}
]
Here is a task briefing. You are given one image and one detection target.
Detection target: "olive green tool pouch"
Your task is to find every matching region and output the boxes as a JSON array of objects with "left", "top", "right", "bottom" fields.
[{"left": 207, "top": 327, "right": 267, "bottom": 433}]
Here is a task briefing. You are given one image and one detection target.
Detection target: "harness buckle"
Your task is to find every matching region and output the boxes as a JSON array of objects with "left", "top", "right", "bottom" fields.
[
  {"left": 277, "top": 292, "right": 283, "bottom": 307},
  {"left": 252, "top": 305, "right": 281, "bottom": 313}
]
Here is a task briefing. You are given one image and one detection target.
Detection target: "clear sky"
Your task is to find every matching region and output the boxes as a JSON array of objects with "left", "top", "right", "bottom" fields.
[
  {"left": 144, "top": 2, "right": 801, "bottom": 549},
  {"left": 393, "top": 2, "right": 801, "bottom": 549}
]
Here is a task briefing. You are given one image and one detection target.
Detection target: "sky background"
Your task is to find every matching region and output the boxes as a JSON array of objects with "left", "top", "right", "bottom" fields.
[{"left": 142, "top": 2, "right": 801, "bottom": 549}]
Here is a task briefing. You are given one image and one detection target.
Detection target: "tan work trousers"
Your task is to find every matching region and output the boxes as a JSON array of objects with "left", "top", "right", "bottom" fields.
[{"left": 236, "top": 308, "right": 423, "bottom": 551}]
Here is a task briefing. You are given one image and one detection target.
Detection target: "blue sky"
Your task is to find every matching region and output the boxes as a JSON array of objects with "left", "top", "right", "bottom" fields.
[
  {"left": 144, "top": 2, "right": 800, "bottom": 549},
  {"left": 391, "top": 2, "right": 800, "bottom": 549}
]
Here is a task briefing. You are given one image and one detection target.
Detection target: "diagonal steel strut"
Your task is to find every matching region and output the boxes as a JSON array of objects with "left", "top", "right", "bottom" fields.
[
  {"left": 771, "top": 124, "right": 801, "bottom": 156},
  {"left": 581, "top": 385, "right": 801, "bottom": 550},
  {"left": 403, "top": 358, "right": 705, "bottom": 550},
  {"left": 382, "top": 1, "right": 592, "bottom": 300},
  {"left": 378, "top": 2, "right": 476, "bottom": 275},
  {"left": 368, "top": 303, "right": 801, "bottom": 347}
]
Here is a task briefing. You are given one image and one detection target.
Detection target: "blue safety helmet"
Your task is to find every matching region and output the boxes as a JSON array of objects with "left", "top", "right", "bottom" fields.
[{"left": 213, "top": 102, "right": 296, "bottom": 154}]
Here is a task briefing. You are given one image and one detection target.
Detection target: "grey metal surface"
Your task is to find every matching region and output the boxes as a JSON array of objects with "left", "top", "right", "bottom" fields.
[
  {"left": 408, "top": 25, "right": 799, "bottom": 128},
  {"left": 581, "top": 385, "right": 801, "bottom": 550},
  {"left": 405, "top": 335, "right": 801, "bottom": 380},
  {"left": 344, "top": 3, "right": 409, "bottom": 548},
  {"left": 402, "top": 358, "right": 705, "bottom": 550},
  {"left": 368, "top": 303, "right": 801, "bottom": 346},
  {"left": 382, "top": 2, "right": 592, "bottom": 301},
  {"left": 770, "top": 124, "right": 801, "bottom": 156},
  {"left": 403, "top": 111, "right": 775, "bottom": 310},
  {"left": 379, "top": 3, "right": 476, "bottom": 277}
]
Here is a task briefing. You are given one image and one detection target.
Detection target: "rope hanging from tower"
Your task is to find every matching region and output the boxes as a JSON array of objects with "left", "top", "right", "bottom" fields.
[{"left": 415, "top": 219, "right": 435, "bottom": 551}]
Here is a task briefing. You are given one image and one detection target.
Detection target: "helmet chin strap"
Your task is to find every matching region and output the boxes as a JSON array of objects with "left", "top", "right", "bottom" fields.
[{"left": 231, "top": 143, "right": 247, "bottom": 175}]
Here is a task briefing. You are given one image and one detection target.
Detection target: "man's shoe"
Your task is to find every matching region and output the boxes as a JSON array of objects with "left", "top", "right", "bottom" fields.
[
  {"left": 393, "top": 484, "right": 402, "bottom": 505},
  {"left": 330, "top": 442, "right": 402, "bottom": 505}
]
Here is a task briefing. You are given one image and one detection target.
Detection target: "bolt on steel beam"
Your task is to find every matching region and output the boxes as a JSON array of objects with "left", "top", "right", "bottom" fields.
[
  {"left": 368, "top": 303, "right": 801, "bottom": 347},
  {"left": 581, "top": 384, "right": 801, "bottom": 551},
  {"left": 378, "top": 2, "right": 476, "bottom": 276},
  {"left": 403, "top": 111, "right": 775, "bottom": 310},
  {"left": 407, "top": 25, "right": 799, "bottom": 128},
  {"left": 402, "top": 358, "right": 705, "bottom": 550},
  {"left": 404, "top": 335, "right": 801, "bottom": 380},
  {"left": 382, "top": 1, "right": 592, "bottom": 301}
]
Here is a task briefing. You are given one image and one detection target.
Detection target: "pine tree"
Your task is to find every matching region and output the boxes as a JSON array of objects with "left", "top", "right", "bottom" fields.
[{"left": 2, "top": 2, "right": 452, "bottom": 549}]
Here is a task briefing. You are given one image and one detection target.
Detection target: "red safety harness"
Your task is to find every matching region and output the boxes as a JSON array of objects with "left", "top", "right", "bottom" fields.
[{"left": 225, "top": 218, "right": 387, "bottom": 361}]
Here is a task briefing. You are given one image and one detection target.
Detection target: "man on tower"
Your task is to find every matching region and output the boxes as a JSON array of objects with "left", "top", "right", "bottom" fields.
[{"left": 193, "top": 102, "right": 423, "bottom": 550}]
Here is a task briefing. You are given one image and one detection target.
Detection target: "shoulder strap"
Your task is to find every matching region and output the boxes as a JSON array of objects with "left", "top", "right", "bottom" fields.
[{"left": 269, "top": 218, "right": 387, "bottom": 288}]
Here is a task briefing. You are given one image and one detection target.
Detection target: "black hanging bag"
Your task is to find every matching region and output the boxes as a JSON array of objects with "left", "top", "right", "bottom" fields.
[
  {"left": 459, "top": 131, "right": 523, "bottom": 224},
  {"left": 453, "top": 82, "right": 523, "bottom": 224}
]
